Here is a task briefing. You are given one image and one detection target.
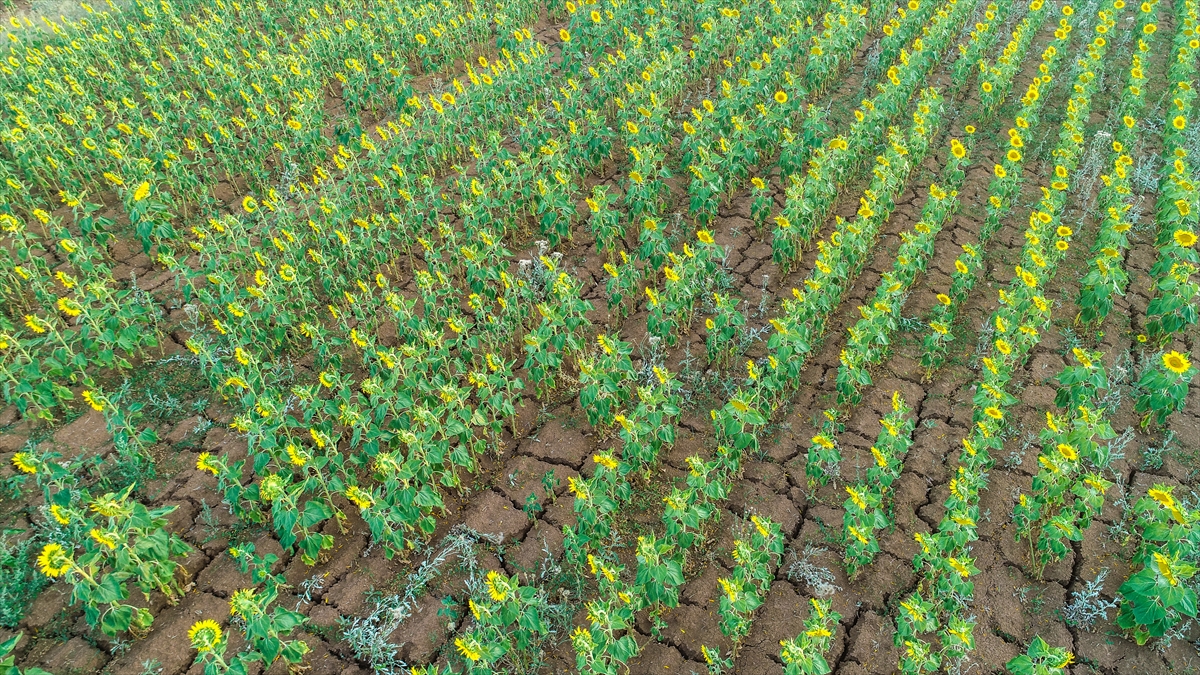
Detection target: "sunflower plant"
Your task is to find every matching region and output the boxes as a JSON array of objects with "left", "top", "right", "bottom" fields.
[
  {"left": 779, "top": 598, "right": 841, "bottom": 675},
  {"left": 1115, "top": 484, "right": 1199, "bottom": 645},
  {"left": 187, "top": 544, "right": 309, "bottom": 675},
  {"left": 662, "top": 455, "right": 728, "bottom": 555},
  {"left": 572, "top": 555, "right": 641, "bottom": 675},
  {"left": 563, "top": 452, "right": 631, "bottom": 570},
  {"left": 453, "top": 570, "right": 555, "bottom": 674},
  {"left": 1134, "top": 350, "right": 1196, "bottom": 427},
  {"left": 603, "top": 251, "right": 645, "bottom": 320},
  {"left": 1006, "top": 636, "right": 1075, "bottom": 675},
  {"left": 578, "top": 333, "right": 636, "bottom": 429},
  {"left": 586, "top": 185, "right": 624, "bottom": 256},
  {"left": 704, "top": 293, "right": 747, "bottom": 367},
  {"left": 843, "top": 393, "right": 915, "bottom": 576},
  {"left": 633, "top": 533, "right": 684, "bottom": 637},
  {"left": 37, "top": 485, "right": 190, "bottom": 637},
  {"left": 716, "top": 515, "right": 782, "bottom": 648},
  {"left": 805, "top": 409, "right": 844, "bottom": 487}
]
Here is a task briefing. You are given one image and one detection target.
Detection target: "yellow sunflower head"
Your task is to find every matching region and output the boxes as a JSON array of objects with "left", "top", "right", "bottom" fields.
[
  {"left": 188, "top": 619, "right": 224, "bottom": 653},
  {"left": 38, "top": 543, "right": 71, "bottom": 577},
  {"left": 1163, "top": 350, "right": 1192, "bottom": 375}
]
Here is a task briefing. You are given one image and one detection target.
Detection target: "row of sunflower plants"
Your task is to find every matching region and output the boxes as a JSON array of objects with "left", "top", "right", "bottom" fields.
[
  {"left": 646, "top": 411, "right": 766, "bottom": 641},
  {"left": 841, "top": 392, "right": 917, "bottom": 576},
  {"left": 975, "top": 0, "right": 1056, "bottom": 118},
  {"left": 593, "top": 0, "right": 811, "bottom": 331},
  {"left": 877, "top": 0, "right": 944, "bottom": 68},
  {"left": 1142, "top": 0, "right": 1200, "bottom": 349},
  {"left": 773, "top": 0, "right": 950, "bottom": 186},
  {"left": 677, "top": 0, "right": 825, "bottom": 172},
  {"left": 559, "top": 0, "right": 678, "bottom": 63},
  {"left": 561, "top": 443, "right": 690, "bottom": 667},
  {"left": 614, "top": 0, "right": 803, "bottom": 231},
  {"left": 0, "top": 197, "right": 173, "bottom": 478},
  {"left": 475, "top": 0, "right": 768, "bottom": 262},
  {"left": 778, "top": 88, "right": 946, "bottom": 388},
  {"left": 707, "top": 84, "right": 946, "bottom": 488},
  {"left": 571, "top": 553, "right": 643, "bottom": 674},
  {"left": 715, "top": 515, "right": 784, "bottom": 650},
  {"left": 717, "top": 88, "right": 944, "bottom": 474},
  {"left": 1011, "top": 349, "right": 1117, "bottom": 579},
  {"left": 835, "top": 135, "right": 972, "bottom": 407},
  {"left": 921, "top": 0, "right": 1089, "bottom": 375},
  {"left": 771, "top": 0, "right": 976, "bottom": 268},
  {"left": 645, "top": 233, "right": 725, "bottom": 345},
  {"left": 482, "top": 10, "right": 701, "bottom": 248},
  {"left": 568, "top": 330, "right": 755, "bottom": 660},
  {"left": 564, "top": 317, "right": 693, "bottom": 647},
  {"left": 1123, "top": 0, "right": 1199, "bottom": 429},
  {"left": 683, "top": 0, "right": 927, "bottom": 202},
  {"left": 804, "top": 0, "right": 871, "bottom": 94},
  {"left": 1076, "top": 0, "right": 1162, "bottom": 326},
  {"left": 448, "top": 569, "right": 559, "bottom": 674},
  {"left": 894, "top": 6, "right": 1126, "bottom": 666},
  {"left": 517, "top": 0, "right": 776, "bottom": 251},
  {"left": 581, "top": 0, "right": 796, "bottom": 335},
  {"left": 1142, "top": 154, "right": 1199, "bottom": 346},
  {"left": 947, "top": 0, "right": 1016, "bottom": 95}
]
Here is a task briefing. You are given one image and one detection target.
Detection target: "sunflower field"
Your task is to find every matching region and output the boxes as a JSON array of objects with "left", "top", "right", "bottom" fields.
[{"left": 0, "top": 0, "right": 1198, "bottom": 672}]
